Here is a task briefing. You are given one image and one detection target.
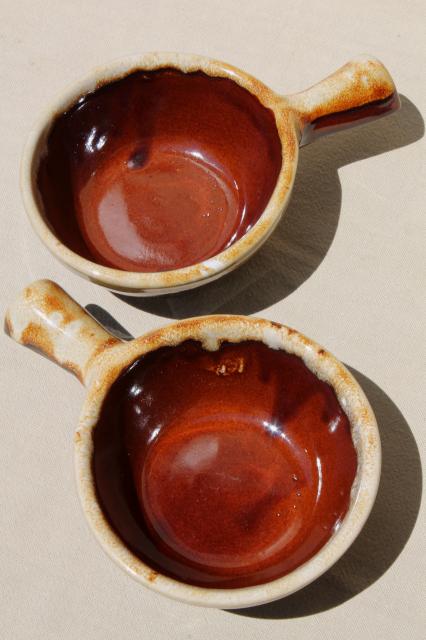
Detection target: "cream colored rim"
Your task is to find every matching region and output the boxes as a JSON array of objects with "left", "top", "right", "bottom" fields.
[
  {"left": 20, "top": 52, "right": 298, "bottom": 295},
  {"left": 75, "top": 316, "right": 381, "bottom": 608}
]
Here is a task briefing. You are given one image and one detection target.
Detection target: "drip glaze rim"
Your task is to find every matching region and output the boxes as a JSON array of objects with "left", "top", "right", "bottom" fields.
[
  {"left": 74, "top": 315, "right": 381, "bottom": 608},
  {"left": 21, "top": 52, "right": 299, "bottom": 295}
]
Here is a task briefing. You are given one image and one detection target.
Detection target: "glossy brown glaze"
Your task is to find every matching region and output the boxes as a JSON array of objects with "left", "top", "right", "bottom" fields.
[
  {"left": 37, "top": 70, "right": 282, "bottom": 272},
  {"left": 300, "top": 92, "right": 400, "bottom": 145},
  {"left": 93, "top": 340, "right": 357, "bottom": 588}
]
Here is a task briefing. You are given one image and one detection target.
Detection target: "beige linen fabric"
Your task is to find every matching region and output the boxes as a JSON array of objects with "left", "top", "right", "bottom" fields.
[{"left": 0, "top": 1, "right": 424, "bottom": 638}]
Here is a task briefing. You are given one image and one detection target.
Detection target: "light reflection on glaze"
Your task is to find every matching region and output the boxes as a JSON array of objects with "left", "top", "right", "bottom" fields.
[
  {"left": 315, "top": 455, "right": 323, "bottom": 505},
  {"left": 329, "top": 415, "right": 341, "bottom": 433}
]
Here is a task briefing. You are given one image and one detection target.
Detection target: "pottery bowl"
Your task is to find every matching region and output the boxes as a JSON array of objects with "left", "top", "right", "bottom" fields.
[
  {"left": 21, "top": 53, "right": 398, "bottom": 295},
  {"left": 6, "top": 280, "right": 381, "bottom": 608}
]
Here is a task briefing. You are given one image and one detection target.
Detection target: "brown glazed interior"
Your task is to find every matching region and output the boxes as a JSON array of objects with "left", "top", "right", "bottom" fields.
[
  {"left": 93, "top": 340, "right": 357, "bottom": 589},
  {"left": 37, "top": 70, "right": 282, "bottom": 272}
]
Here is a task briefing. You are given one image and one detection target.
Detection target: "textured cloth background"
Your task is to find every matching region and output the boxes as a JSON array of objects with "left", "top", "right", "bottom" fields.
[{"left": 0, "top": 1, "right": 424, "bottom": 638}]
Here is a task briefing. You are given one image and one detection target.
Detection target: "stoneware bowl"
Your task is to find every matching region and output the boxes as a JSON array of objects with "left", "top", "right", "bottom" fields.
[
  {"left": 22, "top": 53, "right": 399, "bottom": 295},
  {"left": 5, "top": 280, "right": 381, "bottom": 608}
]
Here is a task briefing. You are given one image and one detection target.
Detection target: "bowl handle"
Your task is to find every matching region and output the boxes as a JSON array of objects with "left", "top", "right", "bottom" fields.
[
  {"left": 5, "top": 280, "right": 120, "bottom": 386},
  {"left": 285, "top": 55, "right": 400, "bottom": 146}
]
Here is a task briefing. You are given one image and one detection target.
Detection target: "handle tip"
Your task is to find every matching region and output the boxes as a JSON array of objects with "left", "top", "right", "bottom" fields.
[
  {"left": 287, "top": 55, "right": 399, "bottom": 145},
  {"left": 5, "top": 279, "right": 121, "bottom": 385}
]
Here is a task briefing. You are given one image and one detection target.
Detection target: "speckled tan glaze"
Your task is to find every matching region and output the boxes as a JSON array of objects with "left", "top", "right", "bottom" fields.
[
  {"left": 287, "top": 55, "right": 396, "bottom": 126},
  {"left": 21, "top": 53, "right": 397, "bottom": 295},
  {"left": 5, "top": 280, "right": 381, "bottom": 608}
]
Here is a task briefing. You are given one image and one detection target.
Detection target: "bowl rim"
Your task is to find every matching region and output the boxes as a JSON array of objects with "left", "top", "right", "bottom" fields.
[
  {"left": 74, "top": 315, "right": 381, "bottom": 609},
  {"left": 20, "top": 52, "right": 299, "bottom": 295}
]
